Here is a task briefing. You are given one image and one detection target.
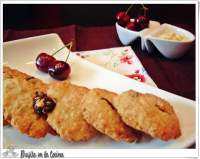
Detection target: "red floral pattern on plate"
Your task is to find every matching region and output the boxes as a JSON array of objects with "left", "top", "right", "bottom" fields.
[
  {"left": 74, "top": 46, "right": 157, "bottom": 87},
  {"left": 126, "top": 70, "right": 145, "bottom": 82},
  {"left": 126, "top": 73, "right": 145, "bottom": 82},
  {"left": 120, "top": 55, "right": 133, "bottom": 64}
]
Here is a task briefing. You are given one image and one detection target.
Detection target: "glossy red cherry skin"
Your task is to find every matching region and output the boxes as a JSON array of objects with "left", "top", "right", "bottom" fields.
[
  {"left": 116, "top": 11, "right": 130, "bottom": 27},
  {"left": 126, "top": 21, "right": 139, "bottom": 31},
  {"left": 135, "top": 16, "right": 149, "bottom": 30},
  {"left": 36, "top": 53, "right": 56, "bottom": 73},
  {"left": 48, "top": 60, "right": 71, "bottom": 80}
]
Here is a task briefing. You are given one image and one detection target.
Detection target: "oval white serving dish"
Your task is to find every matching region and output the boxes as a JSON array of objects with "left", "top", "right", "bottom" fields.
[
  {"left": 144, "top": 23, "right": 195, "bottom": 59},
  {"left": 116, "top": 21, "right": 195, "bottom": 59}
]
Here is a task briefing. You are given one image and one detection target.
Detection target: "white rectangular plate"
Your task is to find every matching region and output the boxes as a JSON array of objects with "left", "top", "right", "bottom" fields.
[{"left": 3, "top": 33, "right": 195, "bottom": 149}]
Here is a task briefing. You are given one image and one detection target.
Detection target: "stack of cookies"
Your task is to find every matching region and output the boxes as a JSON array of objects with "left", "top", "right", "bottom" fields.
[{"left": 3, "top": 66, "right": 181, "bottom": 143}]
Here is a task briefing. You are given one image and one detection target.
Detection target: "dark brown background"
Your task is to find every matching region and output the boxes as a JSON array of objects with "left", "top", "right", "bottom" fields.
[{"left": 4, "top": 4, "right": 195, "bottom": 31}]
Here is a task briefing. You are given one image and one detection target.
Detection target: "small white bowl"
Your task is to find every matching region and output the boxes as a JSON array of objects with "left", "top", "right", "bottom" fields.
[
  {"left": 144, "top": 23, "right": 195, "bottom": 59},
  {"left": 115, "top": 20, "right": 160, "bottom": 46},
  {"left": 116, "top": 21, "right": 195, "bottom": 59}
]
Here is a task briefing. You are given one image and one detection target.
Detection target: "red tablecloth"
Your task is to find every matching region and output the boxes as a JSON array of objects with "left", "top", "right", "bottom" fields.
[{"left": 3, "top": 25, "right": 195, "bottom": 100}]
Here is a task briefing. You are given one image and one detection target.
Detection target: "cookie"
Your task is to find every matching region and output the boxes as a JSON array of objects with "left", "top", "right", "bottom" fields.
[
  {"left": 81, "top": 89, "right": 137, "bottom": 142},
  {"left": 3, "top": 66, "right": 51, "bottom": 138},
  {"left": 113, "top": 90, "right": 181, "bottom": 141},
  {"left": 47, "top": 81, "right": 98, "bottom": 142},
  {"left": 3, "top": 116, "right": 10, "bottom": 126}
]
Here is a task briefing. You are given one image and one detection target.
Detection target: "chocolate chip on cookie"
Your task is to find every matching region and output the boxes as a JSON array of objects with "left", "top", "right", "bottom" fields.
[{"left": 33, "top": 91, "right": 56, "bottom": 117}]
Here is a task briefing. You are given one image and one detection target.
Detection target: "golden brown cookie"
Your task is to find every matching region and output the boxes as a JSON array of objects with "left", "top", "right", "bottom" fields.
[
  {"left": 3, "top": 66, "right": 51, "bottom": 138},
  {"left": 47, "top": 81, "right": 98, "bottom": 142},
  {"left": 113, "top": 90, "right": 181, "bottom": 141},
  {"left": 81, "top": 89, "right": 137, "bottom": 142}
]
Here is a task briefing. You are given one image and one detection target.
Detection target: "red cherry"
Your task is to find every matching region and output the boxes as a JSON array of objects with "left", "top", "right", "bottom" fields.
[
  {"left": 116, "top": 11, "right": 125, "bottom": 20},
  {"left": 116, "top": 11, "right": 130, "bottom": 27},
  {"left": 126, "top": 21, "right": 139, "bottom": 31},
  {"left": 135, "top": 16, "right": 149, "bottom": 30},
  {"left": 48, "top": 60, "right": 71, "bottom": 80},
  {"left": 36, "top": 53, "right": 56, "bottom": 73}
]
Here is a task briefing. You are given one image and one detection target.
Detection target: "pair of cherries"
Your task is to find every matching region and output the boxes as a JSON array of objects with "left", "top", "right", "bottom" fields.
[
  {"left": 116, "top": 4, "right": 150, "bottom": 31},
  {"left": 35, "top": 42, "right": 72, "bottom": 80}
]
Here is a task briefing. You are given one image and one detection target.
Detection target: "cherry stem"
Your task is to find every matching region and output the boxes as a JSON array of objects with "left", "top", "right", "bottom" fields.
[
  {"left": 51, "top": 42, "right": 72, "bottom": 56},
  {"left": 141, "top": 4, "right": 148, "bottom": 17},
  {"left": 65, "top": 42, "right": 73, "bottom": 62},
  {"left": 125, "top": 4, "right": 134, "bottom": 15}
]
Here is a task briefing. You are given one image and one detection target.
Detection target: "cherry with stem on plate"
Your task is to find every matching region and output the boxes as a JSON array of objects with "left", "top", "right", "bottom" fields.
[
  {"left": 48, "top": 42, "right": 72, "bottom": 80},
  {"left": 36, "top": 42, "right": 72, "bottom": 73},
  {"left": 36, "top": 53, "right": 56, "bottom": 73}
]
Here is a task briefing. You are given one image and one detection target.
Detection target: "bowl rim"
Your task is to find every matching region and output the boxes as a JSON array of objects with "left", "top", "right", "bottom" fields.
[
  {"left": 115, "top": 22, "right": 142, "bottom": 34},
  {"left": 115, "top": 20, "right": 161, "bottom": 34}
]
